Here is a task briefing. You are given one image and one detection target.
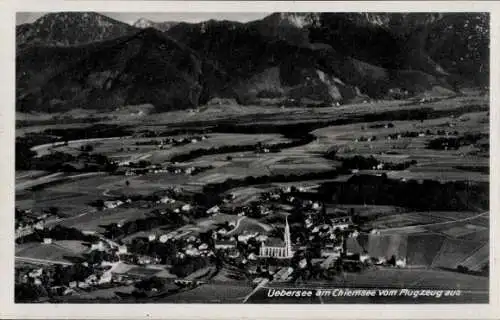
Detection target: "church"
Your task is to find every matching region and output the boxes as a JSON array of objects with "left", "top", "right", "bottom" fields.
[{"left": 259, "top": 217, "right": 293, "bottom": 259}]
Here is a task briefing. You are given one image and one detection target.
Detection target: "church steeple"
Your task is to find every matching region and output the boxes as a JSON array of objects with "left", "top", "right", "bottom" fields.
[{"left": 284, "top": 215, "right": 292, "bottom": 258}]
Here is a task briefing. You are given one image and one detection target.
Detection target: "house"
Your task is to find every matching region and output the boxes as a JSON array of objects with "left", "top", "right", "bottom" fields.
[
  {"left": 321, "top": 246, "right": 342, "bottom": 258},
  {"left": 91, "top": 241, "right": 105, "bottom": 251},
  {"left": 305, "top": 218, "right": 313, "bottom": 229},
  {"left": 78, "top": 282, "right": 90, "bottom": 289},
  {"left": 33, "top": 220, "right": 45, "bottom": 230},
  {"left": 85, "top": 274, "right": 98, "bottom": 285},
  {"left": 255, "top": 234, "right": 268, "bottom": 243},
  {"left": 137, "top": 256, "right": 152, "bottom": 265},
  {"left": 104, "top": 200, "right": 124, "bottom": 210},
  {"left": 311, "top": 202, "right": 321, "bottom": 210},
  {"left": 176, "top": 252, "right": 186, "bottom": 259},
  {"left": 181, "top": 204, "right": 192, "bottom": 212},
  {"left": 216, "top": 228, "right": 227, "bottom": 236},
  {"left": 198, "top": 243, "right": 209, "bottom": 251},
  {"left": 331, "top": 216, "right": 352, "bottom": 230},
  {"left": 118, "top": 245, "right": 128, "bottom": 254},
  {"left": 214, "top": 240, "right": 237, "bottom": 250},
  {"left": 238, "top": 232, "right": 257, "bottom": 243},
  {"left": 247, "top": 265, "right": 258, "bottom": 275},
  {"left": 159, "top": 234, "right": 170, "bottom": 243},
  {"left": 207, "top": 205, "right": 220, "bottom": 215},
  {"left": 160, "top": 196, "right": 174, "bottom": 204},
  {"left": 396, "top": 258, "right": 407, "bottom": 268},
  {"left": 298, "top": 258, "right": 308, "bottom": 269},
  {"left": 359, "top": 254, "right": 371, "bottom": 263},
  {"left": 228, "top": 249, "right": 240, "bottom": 258},
  {"left": 185, "top": 247, "right": 200, "bottom": 256},
  {"left": 281, "top": 186, "right": 292, "bottom": 193},
  {"left": 43, "top": 238, "right": 52, "bottom": 244},
  {"left": 148, "top": 234, "right": 156, "bottom": 242},
  {"left": 98, "top": 271, "right": 112, "bottom": 284},
  {"left": 29, "top": 268, "right": 43, "bottom": 278},
  {"left": 274, "top": 267, "right": 294, "bottom": 281}
]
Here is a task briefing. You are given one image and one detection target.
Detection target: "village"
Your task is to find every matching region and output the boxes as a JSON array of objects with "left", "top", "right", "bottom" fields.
[{"left": 15, "top": 179, "right": 414, "bottom": 302}]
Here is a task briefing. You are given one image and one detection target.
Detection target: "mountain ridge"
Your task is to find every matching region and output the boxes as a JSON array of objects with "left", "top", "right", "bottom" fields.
[{"left": 16, "top": 12, "right": 489, "bottom": 113}]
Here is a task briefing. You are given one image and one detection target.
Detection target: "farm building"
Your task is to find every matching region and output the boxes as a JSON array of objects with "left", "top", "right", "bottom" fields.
[{"left": 215, "top": 240, "right": 237, "bottom": 250}]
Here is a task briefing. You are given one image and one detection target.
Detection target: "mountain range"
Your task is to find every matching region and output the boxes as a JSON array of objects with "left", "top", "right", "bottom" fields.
[{"left": 16, "top": 12, "right": 489, "bottom": 113}]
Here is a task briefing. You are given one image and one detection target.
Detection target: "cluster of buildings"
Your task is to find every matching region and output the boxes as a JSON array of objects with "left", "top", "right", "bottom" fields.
[
  {"left": 134, "top": 135, "right": 210, "bottom": 148},
  {"left": 120, "top": 163, "right": 211, "bottom": 177},
  {"left": 15, "top": 209, "right": 58, "bottom": 239}
]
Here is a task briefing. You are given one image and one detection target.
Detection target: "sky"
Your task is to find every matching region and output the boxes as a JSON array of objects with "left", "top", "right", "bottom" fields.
[{"left": 16, "top": 12, "right": 270, "bottom": 25}]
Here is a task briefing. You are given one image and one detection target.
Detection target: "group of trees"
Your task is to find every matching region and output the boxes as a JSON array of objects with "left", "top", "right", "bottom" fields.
[
  {"left": 16, "top": 116, "right": 106, "bottom": 128},
  {"left": 16, "top": 225, "right": 99, "bottom": 244},
  {"left": 427, "top": 132, "right": 487, "bottom": 150},
  {"left": 103, "top": 213, "right": 184, "bottom": 240},
  {"left": 42, "top": 124, "right": 132, "bottom": 141},
  {"left": 16, "top": 124, "right": 131, "bottom": 171},
  {"left": 50, "top": 264, "right": 94, "bottom": 286},
  {"left": 19, "top": 147, "right": 118, "bottom": 173},
  {"left": 15, "top": 263, "right": 95, "bottom": 302},
  {"left": 15, "top": 283, "right": 49, "bottom": 302},
  {"left": 325, "top": 153, "right": 417, "bottom": 172},
  {"left": 170, "top": 256, "right": 211, "bottom": 278},
  {"left": 369, "top": 123, "right": 394, "bottom": 129},
  {"left": 134, "top": 276, "right": 166, "bottom": 293},
  {"left": 169, "top": 134, "right": 314, "bottom": 163},
  {"left": 321, "top": 175, "right": 489, "bottom": 211},
  {"left": 203, "top": 170, "right": 340, "bottom": 196},
  {"left": 127, "top": 237, "right": 180, "bottom": 265}
]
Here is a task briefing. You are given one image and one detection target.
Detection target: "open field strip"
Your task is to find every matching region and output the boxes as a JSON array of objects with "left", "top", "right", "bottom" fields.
[
  {"left": 31, "top": 136, "right": 131, "bottom": 157},
  {"left": 15, "top": 256, "right": 73, "bottom": 266},
  {"left": 377, "top": 211, "right": 488, "bottom": 234}
]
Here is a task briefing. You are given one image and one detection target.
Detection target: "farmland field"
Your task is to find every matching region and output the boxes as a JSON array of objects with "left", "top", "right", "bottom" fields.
[
  {"left": 459, "top": 244, "right": 489, "bottom": 272},
  {"left": 158, "top": 283, "right": 253, "bottom": 303},
  {"left": 358, "top": 234, "right": 408, "bottom": 260},
  {"left": 405, "top": 234, "right": 446, "bottom": 266},
  {"left": 59, "top": 207, "right": 151, "bottom": 232},
  {"left": 16, "top": 240, "right": 88, "bottom": 263},
  {"left": 431, "top": 239, "right": 484, "bottom": 269}
]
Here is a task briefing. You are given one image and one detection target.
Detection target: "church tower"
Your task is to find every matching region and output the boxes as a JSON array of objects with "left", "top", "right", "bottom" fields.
[{"left": 284, "top": 216, "right": 293, "bottom": 258}]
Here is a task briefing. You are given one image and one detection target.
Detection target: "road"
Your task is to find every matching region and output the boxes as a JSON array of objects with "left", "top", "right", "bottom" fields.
[
  {"left": 242, "top": 278, "right": 269, "bottom": 303},
  {"left": 226, "top": 216, "right": 247, "bottom": 235}
]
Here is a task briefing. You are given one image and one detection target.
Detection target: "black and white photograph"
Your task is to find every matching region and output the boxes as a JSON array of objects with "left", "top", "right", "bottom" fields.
[{"left": 12, "top": 9, "right": 491, "bottom": 306}]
